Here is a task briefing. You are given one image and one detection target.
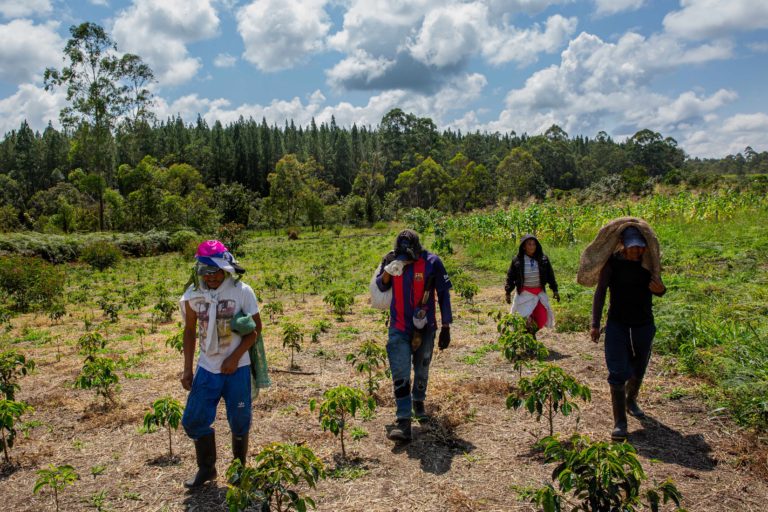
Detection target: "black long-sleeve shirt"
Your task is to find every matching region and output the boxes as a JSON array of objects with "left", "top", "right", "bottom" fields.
[{"left": 591, "top": 254, "right": 666, "bottom": 328}]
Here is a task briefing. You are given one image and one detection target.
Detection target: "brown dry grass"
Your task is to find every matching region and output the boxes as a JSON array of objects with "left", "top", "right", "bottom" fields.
[{"left": 1, "top": 283, "right": 767, "bottom": 511}]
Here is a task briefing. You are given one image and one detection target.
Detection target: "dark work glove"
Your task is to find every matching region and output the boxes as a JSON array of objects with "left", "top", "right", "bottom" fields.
[
  {"left": 381, "top": 251, "right": 396, "bottom": 268},
  {"left": 505, "top": 292, "right": 511, "bottom": 304},
  {"left": 438, "top": 325, "right": 451, "bottom": 350}
]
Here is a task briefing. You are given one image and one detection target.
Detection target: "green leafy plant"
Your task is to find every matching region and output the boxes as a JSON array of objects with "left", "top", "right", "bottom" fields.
[
  {"left": 77, "top": 332, "right": 108, "bottom": 359},
  {"left": 0, "top": 255, "right": 66, "bottom": 312},
  {"left": 33, "top": 464, "right": 79, "bottom": 512},
  {"left": 517, "top": 434, "right": 686, "bottom": 512},
  {"left": 225, "top": 442, "right": 325, "bottom": 512},
  {"left": 0, "top": 399, "right": 33, "bottom": 463},
  {"left": 309, "top": 385, "right": 375, "bottom": 459},
  {"left": 282, "top": 322, "right": 304, "bottom": 370},
  {"left": 0, "top": 350, "right": 35, "bottom": 400},
  {"left": 493, "top": 312, "right": 549, "bottom": 377},
  {"left": 323, "top": 290, "right": 355, "bottom": 321},
  {"left": 135, "top": 328, "right": 146, "bottom": 354},
  {"left": 164, "top": 330, "right": 183, "bottom": 353},
  {"left": 263, "top": 301, "right": 284, "bottom": 322},
  {"left": 506, "top": 364, "right": 591, "bottom": 437},
  {"left": 346, "top": 340, "right": 390, "bottom": 396},
  {"left": 152, "top": 297, "right": 175, "bottom": 323},
  {"left": 80, "top": 241, "right": 123, "bottom": 270},
  {"left": 74, "top": 357, "right": 120, "bottom": 406},
  {"left": 142, "top": 397, "right": 184, "bottom": 458},
  {"left": 97, "top": 297, "right": 120, "bottom": 323},
  {"left": 310, "top": 319, "right": 331, "bottom": 343}
]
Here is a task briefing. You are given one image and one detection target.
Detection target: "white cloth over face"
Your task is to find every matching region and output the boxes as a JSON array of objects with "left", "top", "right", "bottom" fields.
[
  {"left": 179, "top": 277, "right": 259, "bottom": 373},
  {"left": 510, "top": 289, "right": 554, "bottom": 328}
]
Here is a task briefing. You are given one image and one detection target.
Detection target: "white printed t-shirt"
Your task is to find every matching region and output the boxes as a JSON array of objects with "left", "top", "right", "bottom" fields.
[{"left": 180, "top": 277, "right": 259, "bottom": 374}]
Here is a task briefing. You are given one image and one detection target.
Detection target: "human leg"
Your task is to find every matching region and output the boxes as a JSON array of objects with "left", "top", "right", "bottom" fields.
[
  {"left": 222, "top": 366, "right": 252, "bottom": 467},
  {"left": 604, "top": 321, "right": 632, "bottom": 441},
  {"left": 181, "top": 368, "right": 223, "bottom": 487},
  {"left": 626, "top": 323, "right": 656, "bottom": 418},
  {"left": 386, "top": 328, "right": 413, "bottom": 440},
  {"left": 412, "top": 329, "right": 436, "bottom": 420}
]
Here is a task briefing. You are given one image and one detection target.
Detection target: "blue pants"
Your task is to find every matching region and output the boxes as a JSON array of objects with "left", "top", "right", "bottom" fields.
[
  {"left": 604, "top": 320, "right": 656, "bottom": 386},
  {"left": 182, "top": 366, "right": 252, "bottom": 440},
  {"left": 386, "top": 327, "right": 436, "bottom": 420}
]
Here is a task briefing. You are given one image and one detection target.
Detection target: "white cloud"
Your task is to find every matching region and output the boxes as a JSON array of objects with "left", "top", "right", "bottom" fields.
[
  {"left": 0, "top": 19, "right": 62, "bottom": 84},
  {"left": 683, "top": 113, "right": 768, "bottom": 157},
  {"left": 112, "top": 0, "right": 220, "bottom": 86},
  {"left": 237, "top": 0, "right": 330, "bottom": 72},
  {"left": 0, "top": 0, "right": 51, "bottom": 18},
  {"left": 485, "top": 30, "right": 737, "bottom": 143},
  {"left": 88, "top": 0, "right": 110, "bottom": 6},
  {"left": 214, "top": 53, "right": 237, "bottom": 68},
  {"left": 482, "top": 14, "right": 578, "bottom": 66},
  {"left": 663, "top": 0, "right": 768, "bottom": 40},
  {"left": 326, "top": 50, "right": 395, "bottom": 90},
  {"left": 594, "top": 0, "right": 643, "bottom": 17},
  {"left": 0, "top": 83, "right": 65, "bottom": 135},
  {"left": 408, "top": 3, "right": 487, "bottom": 67},
  {"left": 152, "top": 72, "right": 486, "bottom": 132},
  {"left": 748, "top": 41, "right": 768, "bottom": 53}
]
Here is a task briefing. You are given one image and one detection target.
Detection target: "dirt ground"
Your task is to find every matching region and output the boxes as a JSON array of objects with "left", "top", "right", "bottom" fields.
[{"left": 2, "top": 284, "right": 767, "bottom": 511}]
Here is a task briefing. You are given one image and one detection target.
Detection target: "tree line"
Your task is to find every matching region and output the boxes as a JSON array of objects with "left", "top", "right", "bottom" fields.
[{"left": 0, "top": 22, "right": 766, "bottom": 234}]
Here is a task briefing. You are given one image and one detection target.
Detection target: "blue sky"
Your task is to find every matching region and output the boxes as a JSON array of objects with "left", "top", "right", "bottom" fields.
[{"left": 0, "top": 0, "right": 766, "bottom": 158}]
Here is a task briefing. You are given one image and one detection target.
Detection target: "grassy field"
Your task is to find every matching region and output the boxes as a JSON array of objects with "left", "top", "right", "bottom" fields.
[{"left": 1, "top": 200, "right": 767, "bottom": 511}]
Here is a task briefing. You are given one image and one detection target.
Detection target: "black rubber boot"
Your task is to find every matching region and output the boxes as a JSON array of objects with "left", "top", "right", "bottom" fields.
[
  {"left": 626, "top": 377, "right": 646, "bottom": 418},
  {"left": 184, "top": 432, "right": 217, "bottom": 488},
  {"left": 413, "top": 401, "right": 429, "bottom": 421},
  {"left": 228, "top": 433, "right": 249, "bottom": 484},
  {"left": 610, "top": 385, "right": 628, "bottom": 442},
  {"left": 387, "top": 418, "right": 412, "bottom": 442}
]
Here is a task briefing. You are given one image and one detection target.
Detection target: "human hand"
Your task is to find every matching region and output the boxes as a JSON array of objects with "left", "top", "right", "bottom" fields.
[
  {"left": 648, "top": 276, "right": 665, "bottom": 294},
  {"left": 181, "top": 369, "right": 193, "bottom": 391},
  {"left": 384, "top": 260, "right": 406, "bottom": 276},
  {"left": 382, "top": 251, "right": 396, "bottom": 267},
  {"left": 553, "top": 291, "right": 561, "bottom": 302},
  {"left": 505, "top": 292, "right": 511, "bottom": 304},
  {"left": 438, "top": 325, "right": 451, "bottom": 350},
  {"left": 220, "top": 355, "right": 238, "bottom": 375},
  {"left": 590, "top": 327, "right": 600, "bottom": 343}
]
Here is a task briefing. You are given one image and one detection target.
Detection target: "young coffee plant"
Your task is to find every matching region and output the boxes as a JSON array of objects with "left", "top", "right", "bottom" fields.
[
  {"left": 97, "top": 297, "right": 121, "bottom": 323},
  {"left": 33, "top": 464, "right": 79, "bottom": 512},
  {"left": 165, "top": 330, "right": 184, "bottom": 353},
  {"left": 493, "top": 312, "right": 549, "bottom": 377},
  {"left": 225, "top": 442, "right": 325, "bottom": 512},
  {"left": 142, "top": 397, "right": 184, "bottom": 459},
  {"left": 517, "top": 434, "right": 686, "bottom": 512},
  {"left": 262, "top": 301, "right": 284, "bottom": 322},
  {"left": 323, "top": 290, "right": 355, "bottom": 321},
  {"left": 282, "top": 322, "right": 304, "bottom": 370},
  {"left": 74, "top": 357, "right": 120, "bottom": 406},
  {"left": 506, "top": 364, "right": 591, "bottom": 437},
  {"left": 0, "top": 350, "right": 35, "bottom": 400},
  {"left": 136, "top": 327, "right": 147, "bottom": 354},
  {"left": 346, "top": 340, "right": 390, "bottom": 396},
  {"left": 309, "top": 385, "right": 375, "bottom": 459},
  {"left": 310, "top": 319, "right": 332, "bottom": 343},
  {"left": 152, "top": 297, "right": 175, "bottom": 323},
  {"left": 77, "top": 332, "right": 108, "bottom": 360},
  {"left": 0, "top": 399, "right": 33, "bottom": 463}
]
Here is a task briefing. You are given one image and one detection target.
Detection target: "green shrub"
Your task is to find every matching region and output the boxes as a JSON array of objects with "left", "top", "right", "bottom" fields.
[
  {"left": 0, "top": 255, "right": 66, "bottom": 312},
  {"left": 80, "top": 241, "right": 123, "bottom": 270},
  {"left": 168, "top": 230, "right": 198, "bottom": 254},
  {"left": 310, "top": 385, "right": 375, "bottom": 458}
]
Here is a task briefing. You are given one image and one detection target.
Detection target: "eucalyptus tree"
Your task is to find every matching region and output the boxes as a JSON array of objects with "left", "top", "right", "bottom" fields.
[{"left": 44, "top": 22, "right": 154, "bottom": 230}]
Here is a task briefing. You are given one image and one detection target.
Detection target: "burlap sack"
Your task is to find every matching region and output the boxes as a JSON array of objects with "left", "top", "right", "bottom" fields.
[{"left": 577, "top": 217, "right": 661, "bottom": 287}]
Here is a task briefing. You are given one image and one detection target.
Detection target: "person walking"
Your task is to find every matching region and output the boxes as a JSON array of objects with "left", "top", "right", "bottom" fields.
[
  {"left": 179, "top": 240, "right": 262, "bottom": 487},
  {"left": 578, "top": 219, "right": 666, "bottom": 441},
  {"left": 504, "top": 234, "right": 560, "bottom": 336},
  {"left": 375, "top": 229, "right": 453, "bottom": 442}
]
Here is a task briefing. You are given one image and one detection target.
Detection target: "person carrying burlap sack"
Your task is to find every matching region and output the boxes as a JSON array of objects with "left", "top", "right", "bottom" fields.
[{"left": 578, "top": 217, "right": 666, "bottom": 441}]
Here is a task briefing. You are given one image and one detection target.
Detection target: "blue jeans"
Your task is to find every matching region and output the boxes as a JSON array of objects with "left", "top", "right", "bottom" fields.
[
  {"left": 604, "top": 320, "right": 656, "bottom": 386},
  {"left": 182, "top": 365, "right": 252, "bottom": 439},
  {"left": 386, "top": 326, "right": 436, "bottom": 420}
]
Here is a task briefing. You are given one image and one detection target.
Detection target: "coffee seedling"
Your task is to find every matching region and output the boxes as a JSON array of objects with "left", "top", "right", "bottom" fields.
[
  {"left": 0, "top": 350, "right": 35, "bottom": 400},
  {"left": 310, "top": 319, "right": 331, "bottom": 343},
  {"left": 346, "top": 340, "right": 389, "bottom": 396},
  {"left": 74, "top": 357, "right": 120, "bottom": 406},
  {"left": 323, "top": 290, "right": 354, "bottom": 321},
  {"left": 281, "top": 322, "right": 304, "bottom": 370},
  {"left": 0, "top": 399, "right": 33, "bottom": 463},
  {"left": 493, "top": 312, "right": 548, "bottom": 377},
  {"left": 310, "top": 385, "right": 375, "bottom": 459},
  {"left": 33, "top": 464, "right": 79, "bottom": 512},
  {"left": 142, "top": 397, "right": 184, "bottom": 459}
]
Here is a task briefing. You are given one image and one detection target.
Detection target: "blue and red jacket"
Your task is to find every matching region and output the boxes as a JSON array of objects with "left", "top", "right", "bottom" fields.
[{"left": 376, "top": 251, "right": 453, "bottom": 333}]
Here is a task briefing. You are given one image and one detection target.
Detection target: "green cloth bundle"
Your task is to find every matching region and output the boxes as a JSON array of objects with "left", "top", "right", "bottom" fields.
[{"left": 249, "top": 332, "right": 271, "bottom": 399}]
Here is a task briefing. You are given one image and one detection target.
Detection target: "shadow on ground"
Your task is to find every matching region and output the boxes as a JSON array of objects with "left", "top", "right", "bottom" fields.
[
  {"left": 391, "top": 417, "right": 477, "bottom": 475},
  {"left": 631, "top": 416, "right": 717, "bottom": 471},
  {"left": 183, "top": 482, "right": 228, "bottom": 511}
]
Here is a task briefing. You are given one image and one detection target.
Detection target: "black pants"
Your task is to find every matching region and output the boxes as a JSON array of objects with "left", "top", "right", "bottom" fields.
[{"left": 604, "top": 320, "right": 655, "bottom": 386}]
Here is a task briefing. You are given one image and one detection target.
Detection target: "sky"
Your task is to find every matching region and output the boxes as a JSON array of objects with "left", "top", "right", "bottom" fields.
[{"left": 0, "top": 0, "right": 766, "bottom": 159}]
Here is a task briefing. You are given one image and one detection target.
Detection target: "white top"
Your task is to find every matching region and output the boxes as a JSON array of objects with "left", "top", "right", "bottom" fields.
[
  {"left": 522, "top": 255, "right": 541, "bottom": 288},
  {"left": 180, "top": 277, "right": 259, "bottom": 374}
]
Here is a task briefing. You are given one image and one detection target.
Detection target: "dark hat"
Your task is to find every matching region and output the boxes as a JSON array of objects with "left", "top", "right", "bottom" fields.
[
  {"left": 621, "top": 226, "right": 647, "bottom": 248},
  {"left": 395, "top": 229, "right": 422, "bottom": 260}
]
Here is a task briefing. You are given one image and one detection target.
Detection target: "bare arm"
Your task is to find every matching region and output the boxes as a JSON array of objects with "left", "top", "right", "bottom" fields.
[{"left": 221, "top": 312, "right": 263, "bottom": 375}]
